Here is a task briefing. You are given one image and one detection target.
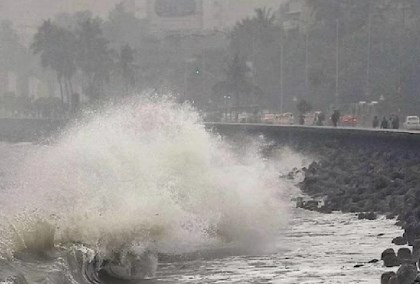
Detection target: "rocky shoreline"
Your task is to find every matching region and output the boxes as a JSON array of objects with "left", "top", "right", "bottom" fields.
[{"left": 295, "top": 142, "right": 420, "bottom": 284}]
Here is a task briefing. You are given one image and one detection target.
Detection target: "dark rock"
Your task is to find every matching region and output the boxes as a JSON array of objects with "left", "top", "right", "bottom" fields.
[
  {"left": 391, "top": 171, "right": 405, "bottom": 180},
  {"left": 375, "top": 175, "right": 391, "bottom": 190},
  {"left": 397, "top": 248, "right": 412, "bottom": 264},
  {"left": 393, "top": 236, "right": 408, "bottom": 246},
  {"left": 381, "top": 272, "right": 396, "bottom": 284},
  {"left": 412, "top": 239, "right": 420, "bottom": 259},
  {"left": 389, "top": 275, "right": 399, "bottom": 284},
  {"left": 368, "top": 258, "right": 379, "bottom": 263},
  {"left": 396, "top": 221, "right": 404, "bottom": 227},
  {"left": 358, "top": 212, "right": 377, "bottom": 220},
  {"left": 378, "top": 233, "right": 385, "bottom": 237},
  {"left": 354, "top": 264, "right": 364, "bottom": 268},
  {"left": 318, "top": 206, "right": 333, "bottom": 214},
  {"left": 397, "top": 263, "right": 417, "bottom": 284},
  {"left": 286, "top": 172, "right": 295, "bottom": 180},
  {"left": 297, "top": 199, "right": 320, "bottom": 211},
  {"left": 382, "top": 248, "right": 400, "bottom": 267},
  {"left": 387, "top": 213, "right": 397, "bottom": 219}
]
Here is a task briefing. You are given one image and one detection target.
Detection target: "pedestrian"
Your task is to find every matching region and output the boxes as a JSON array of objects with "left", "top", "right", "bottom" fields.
[
  {"left": 299, "top": 114, "right": 305, "bottom": 125},
  {"left": 381, "top": 116, "right": 388, "bottom": 129},
  {"left": 331, "top": 110, "right": 340, "bottom": 127},
  {"left": 316, "top": 112, "right": 325, "bottom": 126},
  {"left": 372, "top": 116, "right": 379, "bottom": 128},
  {"left": 392, "top": 115, "right": 400, "bottom": 129}
]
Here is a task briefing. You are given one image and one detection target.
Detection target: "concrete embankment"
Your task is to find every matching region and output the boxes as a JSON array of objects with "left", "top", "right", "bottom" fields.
[
  {"left": 207, "top": 122, "right": 420, "bottom": 283},
  {"left": 0, "top": 119, "right": 66, "bottom": 142},
  {"left": 205, "top": 122, "right": 420, "bottom": 148}
]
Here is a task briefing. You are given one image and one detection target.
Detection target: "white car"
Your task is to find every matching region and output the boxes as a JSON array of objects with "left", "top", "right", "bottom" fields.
[{"left": 403, "top": 116, "right": 420, "bottom": 130}]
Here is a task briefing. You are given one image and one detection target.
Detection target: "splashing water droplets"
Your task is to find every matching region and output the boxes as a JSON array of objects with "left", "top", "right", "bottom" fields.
[{"left": 0, "top": 96, "right": 287, "bottom": 263}]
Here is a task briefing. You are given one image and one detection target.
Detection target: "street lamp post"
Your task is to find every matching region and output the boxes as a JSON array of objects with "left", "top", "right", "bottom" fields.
[
  {"left": 379, "top": 94, "right": 385, "bottom": 117},
  {"left": 366, "top": 0, "right": 372, "bottom": 99},
  {"left": 335, "top": 18, "right": 340, "bottom": 107},
  {"left": 224, "top": 95, "right": 231, "bottom": 121},
  {"left": 280, "top": 24, "right": 285, "bottom": 114}
]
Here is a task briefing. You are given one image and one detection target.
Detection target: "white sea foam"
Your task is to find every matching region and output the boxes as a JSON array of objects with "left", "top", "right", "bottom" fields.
[{"left": 0, "top": 95, "right": 289, "bottom": 261}]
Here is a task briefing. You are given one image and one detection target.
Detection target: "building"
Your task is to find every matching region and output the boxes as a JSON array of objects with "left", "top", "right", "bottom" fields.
[
  {"left": 278, "top": 0, "right": 311, "bottom": 33},
  {"left": 123, "top": 0, "right": 285, "bottom": 34},
  {"left": 202, "top": 0, "right": 285, "bottom": 32}
]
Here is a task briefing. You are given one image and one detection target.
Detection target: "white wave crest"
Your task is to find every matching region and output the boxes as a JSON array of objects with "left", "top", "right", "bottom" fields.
[{"left": 1, "top": 95, "right": 289, "bottom": 262}]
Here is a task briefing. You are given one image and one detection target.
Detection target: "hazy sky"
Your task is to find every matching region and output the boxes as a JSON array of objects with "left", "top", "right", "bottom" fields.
[
  {"left": 0, "top": 0, "right": 121, "bottom": 28},
  {"left": 0, "top": 0, "right": 285, "bottom": 44}
]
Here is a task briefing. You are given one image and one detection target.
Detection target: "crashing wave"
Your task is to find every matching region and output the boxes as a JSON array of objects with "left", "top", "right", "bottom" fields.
[{"left": 0, "top": 95, "right": 288, "bottom": 281}]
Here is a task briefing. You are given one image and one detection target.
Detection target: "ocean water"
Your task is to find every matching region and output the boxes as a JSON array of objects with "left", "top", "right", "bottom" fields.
[{"left": 0, "top": 97, "right": 402, "bottom": 283}]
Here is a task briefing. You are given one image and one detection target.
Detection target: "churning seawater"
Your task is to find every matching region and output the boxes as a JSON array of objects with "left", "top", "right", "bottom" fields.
[{"left": 0, "top": 98, "right": 402, "bottom": 283}]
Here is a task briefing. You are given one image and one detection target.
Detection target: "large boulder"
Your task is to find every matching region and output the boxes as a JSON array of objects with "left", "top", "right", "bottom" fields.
[
  {"left": 412, "top": 239, "right": 420, "bottom": 260},
  {"left": 393, "top": 236, "right": 408, "bottom": 246},
  {"left": 388, "top": 275, "right": 399, "bottom": 284},
  {"left": 381, "top": 271, "right": 396, "bottom": 284},
  {"left": 397, "top": 248, "right": 413, "bottom": 264},
  {"left": 382, "top": 248, "right": 400, "bottom": 267},
  {"left": 358, "top": 212, "right": 377, "bottom": 220},
  {"left": 397, "top": 263, "right": 417, "bottom": 284}
]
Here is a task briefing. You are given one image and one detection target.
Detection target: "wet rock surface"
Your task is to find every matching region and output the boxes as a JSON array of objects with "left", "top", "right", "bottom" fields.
[
  {"left": 298, "top": 142, "right": 420, "bottom": 238},
  {"left": 296, "top": 140, "right": 420, "bottom": 283}
]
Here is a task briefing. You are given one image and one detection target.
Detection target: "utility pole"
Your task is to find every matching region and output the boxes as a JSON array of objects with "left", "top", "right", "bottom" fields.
[
  {"left": 398, "top": 1, "right": 407, "bottom": 115},
  {"left": 366, "top": 0, "right": 372, "bottom": 99},
  {"left": 280, "top": 24, "right": 284, "bottom": 113},
  {"left": 184, "top": 61, "right": 188, "bottom": 99},
  {"left": 335, "top": 18, "right": 339, "bottom": 107},
  {"left": 305, "top": 26, "right": 309, "bottom": 96}
]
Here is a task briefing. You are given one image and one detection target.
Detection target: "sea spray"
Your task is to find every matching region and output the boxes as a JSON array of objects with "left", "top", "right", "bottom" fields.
[{"left": 0, "top": 96, "right": 288, "bottom": 276}]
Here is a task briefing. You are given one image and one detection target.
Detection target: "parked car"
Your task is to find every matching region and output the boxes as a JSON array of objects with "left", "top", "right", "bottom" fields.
[
  {"left": 276, "top": 113, "right": 294, "bottom": 125},
  {"left": 403, "top": 116, "right": 420, "bottom": 130},
  {"left": 341, "top": 115, "right": 358, "bottom": 127},
  {"left": 261, "top": 113, "right": 276, "bottom": 124},
  {"left": 303, "top": 111, "right": 324, "bottom": 126},
  {"left": 261, "top": 113, "right": 294, "bottom": 125}
]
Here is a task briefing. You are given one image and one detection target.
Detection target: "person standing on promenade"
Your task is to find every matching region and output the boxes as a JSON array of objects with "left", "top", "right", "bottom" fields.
[
  {"left": 372, "top": 116, "right": 379, "bottom": 128},
  {"left": 392, "top": 115, "right": 400, "bottom": 129},
  {"left": 331, "top": 110, "right": 340, "bottom": 127},
  {"left": 381, "top": 116, "right": 389, "bottom": 129}
]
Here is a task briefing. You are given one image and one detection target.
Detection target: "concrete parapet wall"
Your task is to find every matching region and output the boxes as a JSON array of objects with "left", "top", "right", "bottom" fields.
[
  {"left": 0, "top": 119, "right": 66, "bottom": 142},
  {"left": 1, "top": 119, "right": 419, "bottom": 147},
  {"left": 205, "top": 122, "right": 420, "bottom": 149}
]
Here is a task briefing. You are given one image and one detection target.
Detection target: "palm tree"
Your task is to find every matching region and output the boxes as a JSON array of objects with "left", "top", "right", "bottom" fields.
[
  {"left": 75, "top": 18, "right": 112, "bottom": 100},
  {"left": 230, "top": 8, "right": 277, "bottom": 57},
  {"left": 214, "top": 54, "right": 260, "bottom": 109},
  {"left": 32, "top": 20, "right": 77, "bottom": 106},
  {"left": 117, "top": 44, "right": 137, "bottom": 94}
]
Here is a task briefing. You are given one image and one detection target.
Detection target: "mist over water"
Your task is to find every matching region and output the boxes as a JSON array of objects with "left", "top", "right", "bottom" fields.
[{"left": 0, "top": 96, "right": 288, "bottom": 265}]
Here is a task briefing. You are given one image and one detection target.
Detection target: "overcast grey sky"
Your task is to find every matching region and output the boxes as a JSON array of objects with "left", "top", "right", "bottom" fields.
[{"left": 0, "top": 0, "right": 121, "bottom": 28}]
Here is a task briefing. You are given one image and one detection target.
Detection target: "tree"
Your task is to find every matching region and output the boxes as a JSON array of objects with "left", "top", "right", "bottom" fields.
[
  {"left": 0, "top": 21, "right": 24, "bottom": 72},
  {"left": 214, "top": 54, "right": 260, "bottom": 109},
  {"left": 32, "top": 20, "right": 77, "bottom": 106},
  {"left": 230, "top": 8, "right": 277, "bottom": 56},
  {"left": 75, "top": 17, "right": 113, "bottom": 100},
  {"left": 103, "top": 3, "right": 149, "bottom": 49},
  {"left": 116, "top": 44, "right": 136, "bottom": 93},
  {"left": 229, "top": 8, "right": 282, "bottom": 109},
  {"left": 296, "top": 99, "right": 312, "bottom": 114}
]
